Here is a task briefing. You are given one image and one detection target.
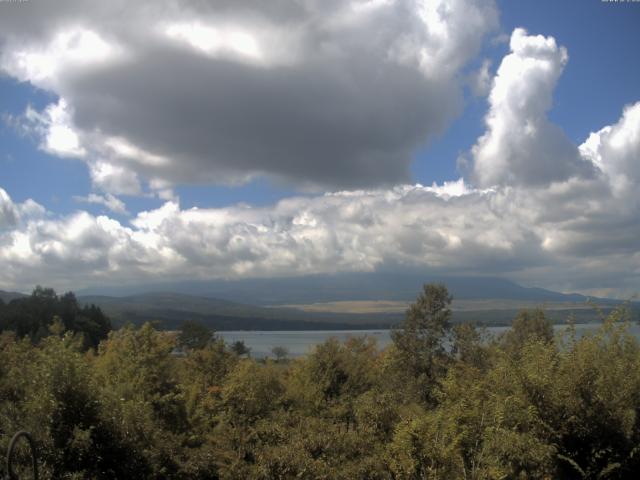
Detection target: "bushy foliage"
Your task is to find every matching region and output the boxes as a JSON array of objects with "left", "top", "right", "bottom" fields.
[
  {"left": 178, "top": 321, "right": 214, "bottom": 351},
  {"left": 1, "top": 284, "right": 640, "bottom": 479}
]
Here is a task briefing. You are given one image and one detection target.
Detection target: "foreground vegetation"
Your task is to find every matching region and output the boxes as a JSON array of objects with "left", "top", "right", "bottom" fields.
[{"left": 1, "top": 285, "right": 639, "bottom": 479}]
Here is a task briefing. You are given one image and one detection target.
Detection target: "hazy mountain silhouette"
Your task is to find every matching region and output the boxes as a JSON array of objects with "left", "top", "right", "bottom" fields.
[
  {"left": 0, "top": 290, "right": 27, "bottom": 303},
  {"left": 78, "top": 273, "right": 599, "bottom": 305}
]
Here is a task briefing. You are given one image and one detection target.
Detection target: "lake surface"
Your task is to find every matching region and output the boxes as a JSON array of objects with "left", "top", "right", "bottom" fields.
[{"left": 218, "top": 322, "right": 640, "bottom": 358}]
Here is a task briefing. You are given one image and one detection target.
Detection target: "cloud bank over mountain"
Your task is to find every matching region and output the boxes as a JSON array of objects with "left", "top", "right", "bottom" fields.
[{"left": 0, "top": 3, "right": 638, "bottom": 297}]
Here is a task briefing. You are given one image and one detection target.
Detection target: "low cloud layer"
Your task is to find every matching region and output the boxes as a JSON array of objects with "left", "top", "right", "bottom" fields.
[
  {"left": 0, "top": 182, "right": 545, "bottom": 291},
  {"left": 0, "top": 0, "right": 498, "bottom": 192}
]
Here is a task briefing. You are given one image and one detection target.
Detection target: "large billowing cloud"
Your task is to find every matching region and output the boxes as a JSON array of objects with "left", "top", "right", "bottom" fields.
[
  {"left": 0, "top": 0, "right": 498, "bottom": 192},
  {"left": 0, "top": 12, "right": 638, "bottom": 296}
]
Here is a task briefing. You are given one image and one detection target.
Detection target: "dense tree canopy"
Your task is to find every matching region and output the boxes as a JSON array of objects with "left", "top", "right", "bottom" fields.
[
  {"left": 1, "top": 283, "right": 639, "bottom": 478},
  {"left": 178, "top": 320, "right": 214, "bottom": 351},
  {"left": 0, "top": 286, "right": 111, "bottom": 348}
]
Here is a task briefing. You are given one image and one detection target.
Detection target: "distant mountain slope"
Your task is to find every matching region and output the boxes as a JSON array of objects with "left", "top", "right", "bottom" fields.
[
  {"left": 80, "top": 292, "right": 265, "bottom": 317},
  {"left": 78, "top": 273, "right": 608, "bottom": 305},
  {"left": 0, "top": 290, "right": 27, "bottom": 303},
  {"left": 78, "top": 289, "right": 635, "bottom": 331},
  {"left": 75, "top": 273, "right": 637, "bottom": 330},
  {"left": 78, "top": 292, "right": 400, "bottom": 330}
]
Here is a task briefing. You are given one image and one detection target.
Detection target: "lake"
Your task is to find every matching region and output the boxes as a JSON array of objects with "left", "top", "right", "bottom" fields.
[{"left": 218, "top": 322, "right": 640, "bottom": 358}]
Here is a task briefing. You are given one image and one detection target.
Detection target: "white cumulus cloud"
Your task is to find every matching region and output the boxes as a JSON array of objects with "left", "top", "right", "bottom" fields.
[
  {"left": 579, "top": 101, "right": 640, "bottom": 197},
  {"left": 73, "top": 193, "right": 129, "bottom": 215},
  {"left": 471, "top": 28, "right": 593, "bottom": 187},
  {"left": 0, "top": 188, "right": 19, "bottom": 229}
]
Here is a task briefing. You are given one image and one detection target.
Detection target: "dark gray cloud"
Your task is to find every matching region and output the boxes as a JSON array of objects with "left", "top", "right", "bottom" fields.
[
  {"left": 68, "top": 45, "right": 457, "bottom": 188},
  {"left": 0, "top": 0, "right": 498, "bottom": 191}
]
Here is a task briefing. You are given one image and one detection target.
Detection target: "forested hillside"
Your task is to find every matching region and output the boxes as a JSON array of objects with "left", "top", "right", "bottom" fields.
[
  {"left": 77, "top": 292, "right": 394, "bottom": 330},
  {"left": 0, "top": 286, "right": 111, "bottom": 348},
  {"left": 1, "top": 284, "right": 640, "bottom": 479}
]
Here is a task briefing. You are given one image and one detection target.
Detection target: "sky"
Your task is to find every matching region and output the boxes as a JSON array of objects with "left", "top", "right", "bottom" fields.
[{"left": 0, "top": 0, "right": 638, "bottom": 297}]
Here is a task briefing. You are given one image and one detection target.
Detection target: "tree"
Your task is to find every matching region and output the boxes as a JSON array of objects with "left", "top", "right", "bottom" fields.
[
  {"left": 271, "top": 345, "right": 289, "bottom": 362},
  {"left": 0, "top": 287, "right": 111, "bottom": 348},
  {"left": 178, "top": 320, "right": 213, "bottom": 350},
  {"left": 451, "top": 322, "right": 489, "bottom": 370},
  {"left": 231, "top": 340, "right": 251, "bottom": 357},
  {"left": 0, "top": 329, "right": 145, "bottom": 478},
  {"left": 390, "top": 283, "right": 452, "bottom": 404},
  {"left": 222, "top": 360, "right": 284, "bottom": 423},
  {"left": 500, "top": 308, "right": 553, "bottom": 355}
]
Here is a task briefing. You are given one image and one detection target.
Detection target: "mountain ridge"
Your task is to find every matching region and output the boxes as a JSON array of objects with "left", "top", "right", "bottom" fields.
[
  {"left": 77, "top": 273, "right": 613, "bottom": 305},
  {"left": 0, "top": 290, "right": 27, "bottom": 303},
  {"left": 6, "top": 275, "right": 635, "bottom": 331},
  {"left": 78, "top": 291, "right": 631, "bottom": 331}
]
